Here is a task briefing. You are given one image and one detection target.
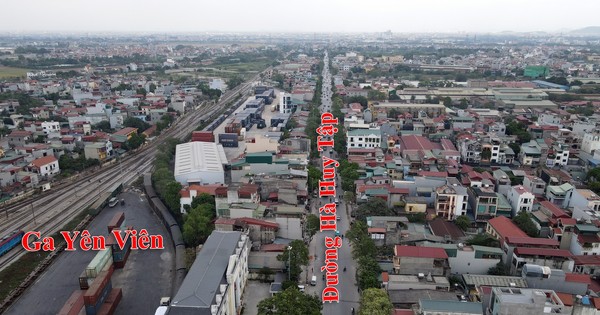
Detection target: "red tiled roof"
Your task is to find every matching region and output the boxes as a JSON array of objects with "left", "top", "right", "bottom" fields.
[
  {"left": 539, "top": 201, "right": 569, "bottom": 218},
  {"left": 429, "top": 218, "right": 465, "bottom": 239},
  {"left": 187, "top": 184, "right": 227, "bottom": 197},
  {"left": 565, "top": 273, "right": 591, "bottom": 284},
  {"left": 573, "top": 255, "right": 600, "bottom": 266},
  {"left": 113, "top": 127, "right": 138, "bottom": 136},
  {"left": 593, "top": 297, "right": 600, "bottom": 310},
  {"left": 30, "top": 155, "right": 57, "bottom": 168},
  {"left": 504, "top": 236, "right": 559, "bottom": 247},
  {"left": 513, "top": 247, "right": 572, "bottom": 258},
  {"left": 261, "top": 244, "right": 286, "bottom": 252},
  {"left": 417, "top": 171, "right": 448, "bottom": 178},
  {"left": 393, "top": 310, "right": 413, "bottom": 315},
  {"left": 238, "top": 217, "right": 279, "bottom": 229},
  {"left": 487, "top": 216, "right": 528, "bottom": 239},
  {"left": 556, "top": 293, "right": 574, "bottom": 306},
  {"left": 394, "top": 245, "right": 448, "bottom": 259},
  {"left": 368, "top": 227, "right": 386, "bottom": 234},
  {"left": 214, "top": 218, "right": 237, "bottom": 225},
  {"left": 400, "top": 135, "right": 441, "bottom": 151},
  {"left": 578, "top": 234, "right": 600, "bottom": 244},
  {"left": 560, "top": 218, "right": 577, "bottom": 226}
]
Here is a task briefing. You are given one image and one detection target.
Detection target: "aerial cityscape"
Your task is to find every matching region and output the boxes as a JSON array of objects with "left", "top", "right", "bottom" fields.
[{"left": 3, "top": 1, "right": 600, "bottom": 315}]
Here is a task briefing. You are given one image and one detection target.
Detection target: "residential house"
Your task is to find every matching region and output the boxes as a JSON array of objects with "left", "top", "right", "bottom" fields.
[
  {"left": 511, "top": 247, "right": 574, "bottom": 277},
  {"left": 545, "top": 183, "right": 574, "bottom": 207},
  {"left": 346, "top": 128, "right": 382, "bottom": 154},
  {"left": 424, "top": 242, "right": 502, "bottom": 275},
  {"left": 507, "top": 185, "right": 535, "bottom": 216},
  {"left": 28, "top": 156, "right": 59, "bottom": 177},
  {"left": 417, "top": 300, "right": 483, "bottom": 315},
  {"left": 519, "top": 140, "right": 542, "bottom": 166},
  {"left": 545, "top": 143, "right": 570, "bottom": 167},
  {"left": 179, "top": 184, "right": 228, "bottom": 214},
  {"left": 7, "top": 130, "right": 33, "bottom": 147},
  {"left": 434, "top": 180, "right": 468, "bottom": 220},
  {"left": 569, "top": 224, "right": 600, "bottom": 256},
  {"left": 569, "top": 189, "right": 600, "bottom": 212},
  {"left": 488, "top": 287, "right": 571, "bottom": 315},
  {"left": 486, "top": 216, "right": 528, "bottom": 245},
  {"left": 366, "top": 216, "right": 410, "bottom": 246},
  {"left": 581, "top": 130, "right": 600, "bottom": 154},
  {"left": 468, "top": 187, "right": 498, "bottom": 222},
  {"left": 493, "top": 169, "right": 512, "bottom": 197},
  {"left": 522, "top": 175, "right": 546, "bottom": 196},
  {"left": 393, "top": 245, "right": 450, "bottom": 276},
  {"left": 84, "top": 141, "right": 113, "bottom": 162}
]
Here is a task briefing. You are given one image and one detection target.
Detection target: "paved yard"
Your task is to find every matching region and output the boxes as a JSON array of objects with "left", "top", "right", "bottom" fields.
[{"left": 242, "top": 281, "right": 271, "bottom": 315}]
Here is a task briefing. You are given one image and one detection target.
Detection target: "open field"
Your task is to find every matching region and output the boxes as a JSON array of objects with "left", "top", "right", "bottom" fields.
[{"left": 0, "top": 67, "right": 28, "bottom": 79}]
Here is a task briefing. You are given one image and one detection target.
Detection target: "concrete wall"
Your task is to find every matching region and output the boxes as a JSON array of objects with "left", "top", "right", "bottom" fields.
[
  {"left": 175, "top": 170, "right": 225, "bottom": 186},
  {"left": 449, "top": 251, "right": 501, "bottom": 275}
]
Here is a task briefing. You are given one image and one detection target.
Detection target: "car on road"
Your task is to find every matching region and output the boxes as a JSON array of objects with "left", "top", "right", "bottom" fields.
[
  {"left": 108, "top": 197, "right": 119, "bottom": 208},
  {"left": 335, "top": 230, "right": 340, "bottom": 237}
]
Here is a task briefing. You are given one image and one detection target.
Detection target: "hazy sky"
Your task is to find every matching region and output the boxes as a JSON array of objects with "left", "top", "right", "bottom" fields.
[{"left": 2, "top": 0, "right": 599, "bottom": 34}]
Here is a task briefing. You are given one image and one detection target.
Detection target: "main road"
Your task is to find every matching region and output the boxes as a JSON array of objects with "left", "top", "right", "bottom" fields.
[{"left": 305, "top": 51, "right": 360, "bottom": 314}]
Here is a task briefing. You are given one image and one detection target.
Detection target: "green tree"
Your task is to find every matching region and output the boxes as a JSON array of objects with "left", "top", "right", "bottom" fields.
[
  {"left": 307, "top": 166, "right": 321, "bottom": 193},
  {"left": 227, "top": 76, "right": 244, "bottom": 89},
  {"left": 182, "top": 204, "right": 213, "bottom": 247},
  {"left": 345, "top": 96, "right": 368, "bottom": 108},
  {"left": 305, "top": 214, "right": 320, "bottom": 238},
  {"left": 125, "top": 133, "right": 146, "bottom": 150},
  {"left": 367, "top": 90, "right": 387, "bottom": 101},
  {"left": 257, "top": 287, "right": 322, "bottom": 315},
  {"left": 277, "top": 240, "right": 309, "bottom": 282},
  {"left": 455, "top": 215, "right": 471, "bottom": 231},
  {"left": 488, "top": 262, "right": 509, "bottom": 276},
  {"left": 512, "top": 211, "right": 539, "bottom": 237},
  {"left": 136, "top": 88, "right": 147, "bottom": 97},
  {"left": 443, "top": 97, "right": 452, "bottom": 107},
  {"left": 163, "top": 181, "right": 182, "bottom": 214},
  {"left": 149, "top": 83, "right": 157, "bottom": 93},
  {"left": 354, "top": 197, "right": 394, "bottom": 221},
  {"left": 123, "top": 116, "right": 150, "bottom": 132},
  {"left": 467, "top": 234, "right": 500, "bottom": 247},
  {"left": 93, "top": 121, "right": 112, "bottom": 132},
  {"left": 358, "top": 288, "right": 393, "bottom": 315},
  {"left": 339, "top": 160, "right": 360, "bottom": 192}
]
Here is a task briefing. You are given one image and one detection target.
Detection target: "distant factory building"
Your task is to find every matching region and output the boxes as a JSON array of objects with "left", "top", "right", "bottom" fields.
[{"left": 174, "top": 141, "right": 228, "bottom": 185}]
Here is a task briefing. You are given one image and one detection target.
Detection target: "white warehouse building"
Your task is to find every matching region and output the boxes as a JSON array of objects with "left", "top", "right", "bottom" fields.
[{"left": 174, "top": 142, "right": 228, "bottom": 185}]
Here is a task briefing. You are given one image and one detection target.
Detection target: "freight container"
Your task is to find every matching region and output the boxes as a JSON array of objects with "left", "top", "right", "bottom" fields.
[
  {"left": 113, "top": 247, "right": 131, "bottom": 269},
  {"left": 106, "top": 232, "right": 131, "bottom": 253},
  {"left": 58, "top": 290, "right": 84, "bottom": 315},
  {"left": 86, "top": 249, "right": 113, "bottom": 278},
  {"left": 83, "top": 265, "right": 114, "bottom": 306},
  {"left": 106, "top": 212, "right": 124, "bottom": 234},
  {"left": 191, "top": 131, "right": 215, "bottom": 143},
  {"left": 84, "top": 281, "right": 113, "bottom": 315},
  {"left": 79, "top": 270, "right": 92, "bottom": 290},
  {"left": 218, "top": 133, "right": 239, "bottom": 148},
  {"left": 96, "top": 288, "right": 123, "bottom": 315}
]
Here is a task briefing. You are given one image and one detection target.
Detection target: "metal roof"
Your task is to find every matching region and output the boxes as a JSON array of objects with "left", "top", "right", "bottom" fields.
[
  {"left": 462, "top": 274, "right": 528, "bottom": 288},
  {"left": 419, "top": 300, "right": 483, "bottom": 314},
  {"left": 168, "top": 231, "right": 243, "bottom": 315},
  {"left": 174, "top": 142, "right": 227, "bottom": 177}
]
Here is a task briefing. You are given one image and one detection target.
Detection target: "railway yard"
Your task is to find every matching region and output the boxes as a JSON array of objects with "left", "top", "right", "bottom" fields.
[{"left": 0, "top": 70, "right": 266, "bottom": 313}]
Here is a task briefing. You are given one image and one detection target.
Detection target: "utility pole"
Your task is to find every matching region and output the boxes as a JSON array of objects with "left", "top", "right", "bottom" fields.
[{"left": 287, "top": 245, "right": 292, "bottom": 282}]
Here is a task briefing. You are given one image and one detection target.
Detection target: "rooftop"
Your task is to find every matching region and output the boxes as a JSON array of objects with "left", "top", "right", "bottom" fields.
[
  {"left": 169, "top": 231, "right": 244, "bottom": 315},
  {"left": 462, "top": 274, "right": 528, "bottom": 288},
  {"left": 394, "top": 245, "right": 448, "bottom": 259},
  {"left": 487, "top": 216, "right": 528, "bottom": 239},
  {"left": 174, "top": 142, "right": 228, "bottom": 177},
  {"left": 419, "top": 300, "right": 483, "bottom": 314}
]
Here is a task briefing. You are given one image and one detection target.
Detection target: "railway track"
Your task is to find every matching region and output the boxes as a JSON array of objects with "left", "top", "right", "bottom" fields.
[{"left": 0, "top": 74, "right": 260, "bottom": 271}]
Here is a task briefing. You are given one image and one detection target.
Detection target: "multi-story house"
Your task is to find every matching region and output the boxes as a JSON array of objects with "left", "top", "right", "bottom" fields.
[
  {"left": 346, "top": 128, "right": 382, "bottom": 154},
  {"left": 522, "top": 175, "right": 546, "bottom": 196},
  {"left": 545, "top": 143, "right": 569, "bottom": 167},
  {"left": 545, "top": 183, "right": 574, "bottom": 207},
  {"left": 510, "top": 247, "right": 574, "bottom": 275},
  {"left": 581, "top": 129, "right": 600, "bottom": 154},
  {"left": 519, "top": 140, "right": 542, "bottom": 166},
  {"left": 569, "top": 224, "right": 600, "bottom": 256},
  {"left": 28, "top": 156, "right": 59, "bottom": 177},
  {"left": 458, "top": 137, "right": 481, "bottom": 164},
  {"left": 7, "top": 130, "right": 33, "bottom": 147},
  {"left": 434, "top": 178, "right": 468, "bottom": 220},
  {"left": 488, "top": 288, "right": 571, "bottom": 315},
  {"left": 425, "top": 242, "right": 502, "bottom": 275},
  {"left": 569, "top": 189, "right": 600, "bottom": 212},
  {"left": 83, "top": 141, "right": 113, "bottom": 162},
  {"left": 468, "top": 187, "right": 498, "bottom": 222},
  {"left": 507, "top": 185, "right": 535, "bottom": 216},
  {"left": 493, "top": 169, "right": 512, "bottom": 196}
]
